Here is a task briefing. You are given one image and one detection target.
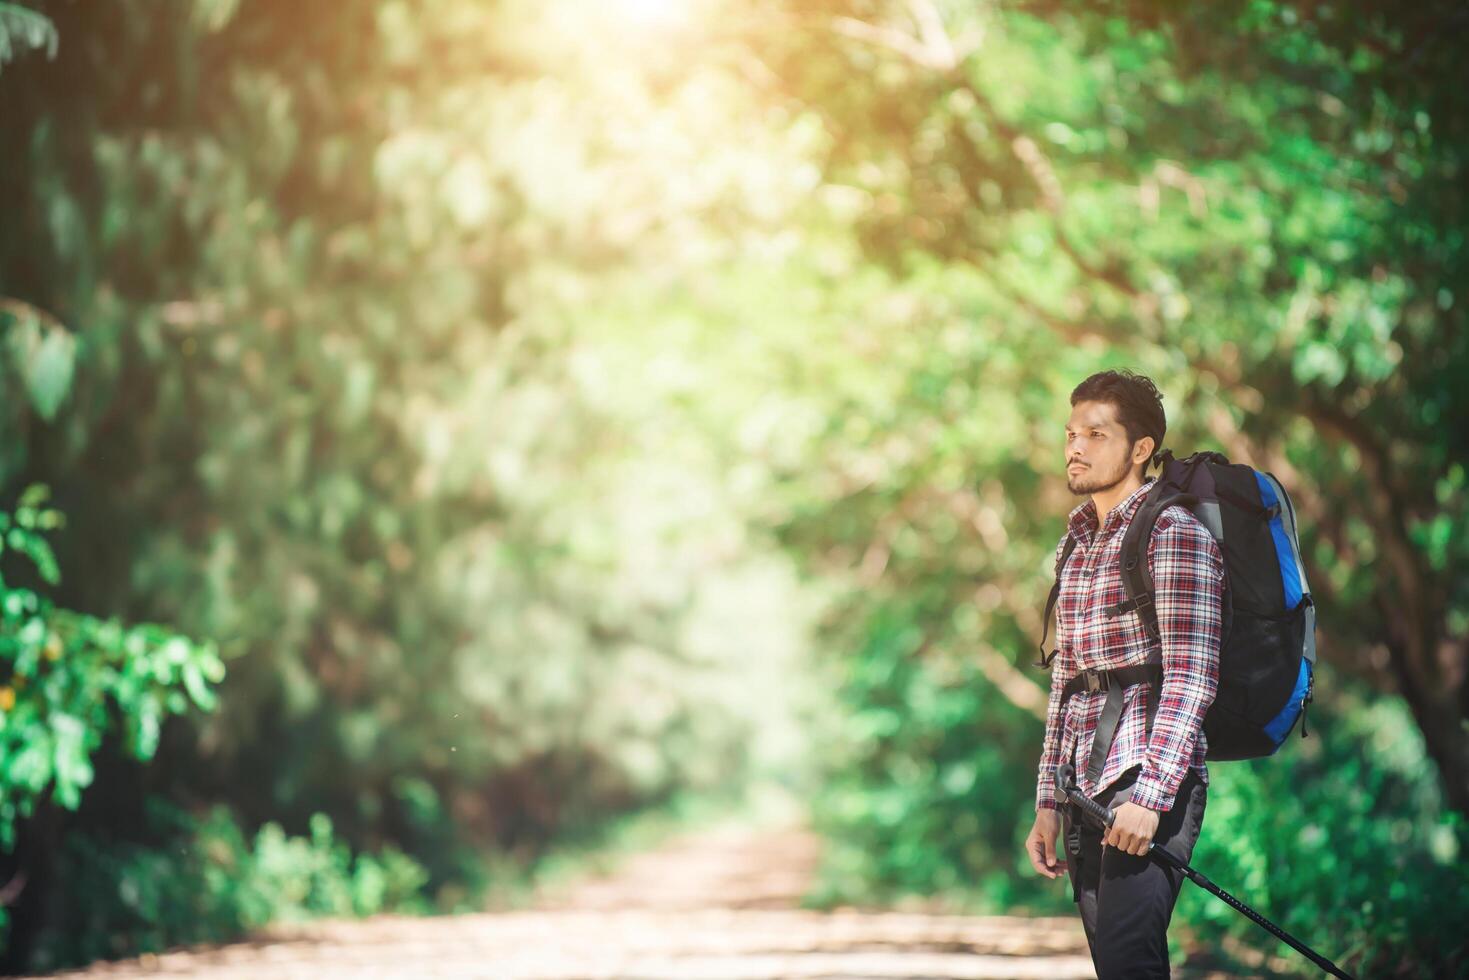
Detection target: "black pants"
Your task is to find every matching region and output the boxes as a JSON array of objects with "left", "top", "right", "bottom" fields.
[{"left": 1062, "top": 765, "right": 1208, "bottom": 979}]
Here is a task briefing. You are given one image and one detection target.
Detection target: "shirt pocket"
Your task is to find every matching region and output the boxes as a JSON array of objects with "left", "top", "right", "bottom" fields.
[{"left": 1099, "top": 602, "right": 1154, "bottom": 660}]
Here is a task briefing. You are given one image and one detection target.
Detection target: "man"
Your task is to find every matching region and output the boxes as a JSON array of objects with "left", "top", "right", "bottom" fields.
[{"left": 1023, "top": 369, "right": 1225, "bottom": 979}]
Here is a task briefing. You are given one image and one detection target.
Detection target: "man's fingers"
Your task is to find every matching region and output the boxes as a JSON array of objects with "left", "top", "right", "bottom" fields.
[
  {"left": 1027, "top": 837, "right": 1049, "bottom": 875},
  {"left": 1026, "top": 835, "right": 1067, "bottom": 878},
  {"left": 1102, "top": 827, "right": 1151, "bottom": 856},
  {"left": 1027, "top": 841, "right": 1045, "bottom": 875},
  {"left": 1044, "top": 844, "right": 1067, "bottom": 877}
]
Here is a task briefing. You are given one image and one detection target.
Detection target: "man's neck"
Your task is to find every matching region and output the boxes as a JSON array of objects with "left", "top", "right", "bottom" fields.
[{"left": 1091, "top": 474, "right": 1146, "bottom": 530}]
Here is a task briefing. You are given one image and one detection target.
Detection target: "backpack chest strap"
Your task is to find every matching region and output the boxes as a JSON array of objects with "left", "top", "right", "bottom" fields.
[
  {"left": 1060, "top": 662, "right": 1162, "bottom": 704},
  {"left": 1060, "top": 662, "right": 1164, "bottom": 788},
  {"left": 1103, "top": 592, "right": 1153, "bottom": 618}
]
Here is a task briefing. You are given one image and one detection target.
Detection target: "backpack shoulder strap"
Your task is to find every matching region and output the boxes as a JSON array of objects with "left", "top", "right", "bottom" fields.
[
  {"left": 1114, "top": 496, "right": 1168, "bottom": 640},
  {"left": 1036, "top": 534, "right": 1079, "bottom": 668},
  {"left": 1108, "top": 460, "right": 1207, "bottom": 640}
]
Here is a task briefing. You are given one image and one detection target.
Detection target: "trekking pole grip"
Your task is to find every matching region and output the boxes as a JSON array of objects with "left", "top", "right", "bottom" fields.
[{"left": 1055, "top": 764, "right": 1114, "bottom": 828}]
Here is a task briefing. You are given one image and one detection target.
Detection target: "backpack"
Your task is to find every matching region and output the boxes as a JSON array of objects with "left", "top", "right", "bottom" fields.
[{"left": 1039, "top": 448, "right": 1316, "bottom": 761}]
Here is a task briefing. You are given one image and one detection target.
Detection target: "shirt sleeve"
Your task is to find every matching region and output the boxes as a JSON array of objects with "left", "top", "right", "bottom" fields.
[
  {"left": 1036, "top": 534, "right": 1078, "bottom": 811},
  {"left": 1130, "top": 512, "right": 1225, "bottom": 812}
]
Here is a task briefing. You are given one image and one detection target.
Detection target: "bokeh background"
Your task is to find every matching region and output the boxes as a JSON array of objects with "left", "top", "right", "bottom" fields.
[{"left": 0, "top": 0, "right": 1466, "bottom": 975}]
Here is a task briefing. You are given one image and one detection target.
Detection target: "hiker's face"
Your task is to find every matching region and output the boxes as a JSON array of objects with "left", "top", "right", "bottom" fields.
[{"left": 1065, "top": 400, "right": 1139, "bottom": 495}]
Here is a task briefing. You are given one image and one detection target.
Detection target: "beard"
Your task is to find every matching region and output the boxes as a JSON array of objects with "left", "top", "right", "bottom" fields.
[{"left": 1067, "top": 456, "right": 1131, "bottom": 496}]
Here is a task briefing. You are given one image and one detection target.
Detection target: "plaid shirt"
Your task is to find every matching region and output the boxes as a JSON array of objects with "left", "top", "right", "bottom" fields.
[{"left": 1035, "top": 477, "right": 1225, "bottom": 813}]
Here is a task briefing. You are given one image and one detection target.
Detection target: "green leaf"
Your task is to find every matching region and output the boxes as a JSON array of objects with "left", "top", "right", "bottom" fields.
[
  {"left": 3, "top": 307, "right": 76, "bottom": 420},
  {"left": 16, "top": 483, "right": 49, "bottom": 509},
  {"left": 182, "top": 661, "right": 217, "bottom": 711},
  {"left": 23, "top": 326, "right": 75, "bottom": 420},
  {"left": 0, "top": 3, "right": 58, "bottom": 69}
]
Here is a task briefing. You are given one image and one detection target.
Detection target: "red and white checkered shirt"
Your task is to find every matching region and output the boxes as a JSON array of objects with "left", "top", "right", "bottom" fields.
[{"left": 1035, "top": 477, "right": 1225, "bottom": 813}]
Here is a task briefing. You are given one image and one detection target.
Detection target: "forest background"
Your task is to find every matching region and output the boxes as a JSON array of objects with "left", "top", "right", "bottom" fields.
[{"left": 0, "top": 0, "right": 1466, "bottom": 975}]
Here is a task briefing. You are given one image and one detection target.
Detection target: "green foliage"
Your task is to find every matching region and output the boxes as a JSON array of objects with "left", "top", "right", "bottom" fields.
[
  {"left": 1, "top": 0, "right": 1466, "bottom": 972},
  {"left": 0, "top": 3, "right": 55, "bottom": 71},
  {"left": 0, "top": 0, "right": 825, "bottom": 964},
  {"left": 805, "top": 605, "right": 1468, "bottom": 974},
  {"left": 0, "top": 486, "right": 222, "bottom": 846},
  {"left": 0, "top": 301, "right": 76, "bottom": 423},
  {"left": 29, "top": 800, "right": 428, "bottom": 972},
  {"left": 743, "top": 0, "right": 1469, "bottom": 971},
  {"left": 805, "top": 597, "right": 1070, "bottom": 915},
  {"left": 1176, "top": 684, "right": 1469, "bottom": 976}
]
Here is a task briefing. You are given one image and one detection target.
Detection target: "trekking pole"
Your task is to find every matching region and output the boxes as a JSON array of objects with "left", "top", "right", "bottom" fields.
[{"left": 1055, "top": 764, "right": 1355, "bottom": 980}]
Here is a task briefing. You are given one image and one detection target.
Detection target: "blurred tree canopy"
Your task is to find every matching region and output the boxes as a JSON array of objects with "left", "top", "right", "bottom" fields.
[
  {"left": 0, "top": 0, "right": 828, "bottom": 965},
  {"left": 0, "top": 0, "right": 1465, "bottom": 974},
  {"left": 719, "top": 1, "right": 1469, "bottom": 971},
  {"left": 738, "top": 0, "right": 1468, "bottom": 810}
]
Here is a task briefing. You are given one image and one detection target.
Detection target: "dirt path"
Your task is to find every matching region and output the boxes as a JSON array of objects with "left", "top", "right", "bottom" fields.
[{"left": 41, "top": 818, "right": 1098, "bottom": 979}]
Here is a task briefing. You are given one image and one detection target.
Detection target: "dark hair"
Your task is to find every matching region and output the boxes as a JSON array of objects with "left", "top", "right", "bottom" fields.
[{"left": 1070, "top": 369, "right": 1167, "bottom": 475}]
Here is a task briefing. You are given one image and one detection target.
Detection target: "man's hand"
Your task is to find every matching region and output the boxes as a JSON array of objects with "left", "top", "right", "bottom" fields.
[
  {"left": 1102, "top": 801, "right": 1160, "bottom": 856},
  {"left": 1025, "top": 809, "right": 1067, "bottom": 879}
]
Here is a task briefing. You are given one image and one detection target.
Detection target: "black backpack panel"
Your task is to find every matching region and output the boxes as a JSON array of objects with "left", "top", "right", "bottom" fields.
[{"left": 1109, "top": 450, "right": 1316, "bottom": 761}]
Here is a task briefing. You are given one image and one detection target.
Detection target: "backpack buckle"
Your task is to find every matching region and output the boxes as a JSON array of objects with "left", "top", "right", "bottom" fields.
[
  {"left": 1083, "top": 671, "right": 1106, "bottom": 693},
  {"left": 1106, "top": 593, "right": 1152, "bottom": 618}
]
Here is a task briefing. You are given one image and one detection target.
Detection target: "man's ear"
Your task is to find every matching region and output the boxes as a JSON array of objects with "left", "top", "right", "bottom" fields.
[{"left": 1134, "top": 436, "right": 1156, "bottom": 470}]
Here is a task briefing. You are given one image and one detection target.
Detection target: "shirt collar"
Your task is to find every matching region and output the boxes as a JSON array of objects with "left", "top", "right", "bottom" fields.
[{"left": 1066, "top": 476, "right": 1157, "bottom": 541}]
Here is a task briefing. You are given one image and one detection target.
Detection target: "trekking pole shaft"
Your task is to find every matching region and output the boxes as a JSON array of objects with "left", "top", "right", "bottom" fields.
[{"left": 1145, "top": 848, "right": 1355, "bottom": 980}]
